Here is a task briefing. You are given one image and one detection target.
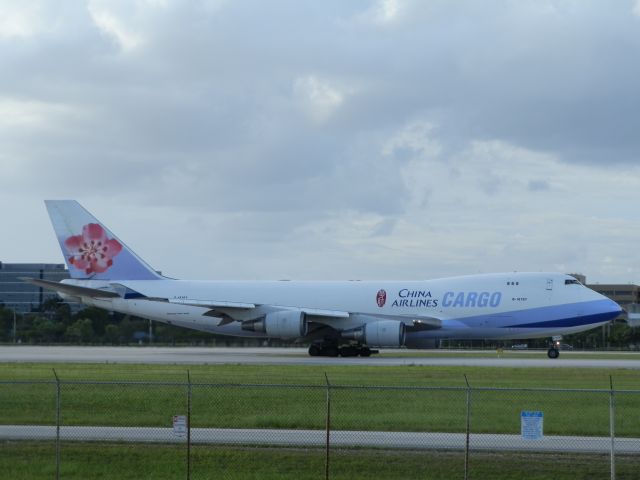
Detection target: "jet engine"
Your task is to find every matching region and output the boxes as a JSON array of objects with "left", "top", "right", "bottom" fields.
[
  {"left": 241, "top": 310, "right": 307, "bottom": 338},
  {"left": 341, "top": 320, "right": 405, "bottom": 347}
]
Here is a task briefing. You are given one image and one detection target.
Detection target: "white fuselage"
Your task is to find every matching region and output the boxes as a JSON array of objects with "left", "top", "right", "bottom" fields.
[{"left": 63, "top": 271, "right": 622, "bottom": 347}]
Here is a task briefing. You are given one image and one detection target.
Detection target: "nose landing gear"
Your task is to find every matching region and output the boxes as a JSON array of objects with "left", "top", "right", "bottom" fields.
[{"left": 547, "top": 337, "right": 561, "bottom": 359}]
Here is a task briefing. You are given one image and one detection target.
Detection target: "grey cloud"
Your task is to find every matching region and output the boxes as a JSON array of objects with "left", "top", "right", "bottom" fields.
[
  {"left": 477, "top": 174, "right": 504, "bottom": 196},
  {"left": 370, "top": 217, "right": 397, "bottom": 237},
  {"left": 528, "top": 179, "right": 550, "bottom": 192}
]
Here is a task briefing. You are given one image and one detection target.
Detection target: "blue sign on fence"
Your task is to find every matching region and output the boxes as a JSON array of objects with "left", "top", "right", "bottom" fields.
[{"left": 521, "top": 411, "right": 543, "bottom": 440}]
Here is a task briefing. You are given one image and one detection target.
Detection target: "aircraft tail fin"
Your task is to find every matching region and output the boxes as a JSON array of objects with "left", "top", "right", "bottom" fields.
[{"left": 45, "top": 200, "right": 162, "bottom": 280}]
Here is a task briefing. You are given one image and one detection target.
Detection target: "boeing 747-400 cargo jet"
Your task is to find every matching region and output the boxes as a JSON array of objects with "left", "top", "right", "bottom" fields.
[{"left": 25, "top": 200, "right": 622, "bottom": 358}]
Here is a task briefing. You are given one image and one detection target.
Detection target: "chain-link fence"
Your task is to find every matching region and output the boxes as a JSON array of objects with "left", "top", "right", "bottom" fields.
[{"left": 0, "top": 375, "right": 639, "bottom": 479}]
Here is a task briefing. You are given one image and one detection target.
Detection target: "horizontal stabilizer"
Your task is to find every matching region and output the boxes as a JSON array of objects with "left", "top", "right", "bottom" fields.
[{"left": 20, "top": 278, "right": 120, "bottom": 298}]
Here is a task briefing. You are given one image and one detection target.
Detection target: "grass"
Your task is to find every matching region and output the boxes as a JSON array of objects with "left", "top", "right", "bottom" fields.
[
  {"left": 1, "top": 363, "right": 639, "bottom": 436},
  {"left": 2, "top": 442, "right": 639, "bottom": 480},
  {"left": 1, "top": 362, "right": 639, "bottom": 479},
  {"left": 2, "top": 361, "right": 640, "bottom": 387}
]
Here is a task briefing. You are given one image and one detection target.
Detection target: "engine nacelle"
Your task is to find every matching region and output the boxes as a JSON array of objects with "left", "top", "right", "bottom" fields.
[
  {"left": 342, "top": 320, "right": 405, "bottom": 347},
  {"left": 241, "top": 310, "right": 307, "bottom": 338}
]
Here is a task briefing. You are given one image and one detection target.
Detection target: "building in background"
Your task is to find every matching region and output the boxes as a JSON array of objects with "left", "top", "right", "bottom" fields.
[{"left": 0, "top": 262, "right": 75, "bottom": 313}]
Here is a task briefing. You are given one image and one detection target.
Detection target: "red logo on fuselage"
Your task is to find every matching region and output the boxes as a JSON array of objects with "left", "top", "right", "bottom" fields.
[{"left": 376, "top": 289, "right": 387, "bottom": 308}]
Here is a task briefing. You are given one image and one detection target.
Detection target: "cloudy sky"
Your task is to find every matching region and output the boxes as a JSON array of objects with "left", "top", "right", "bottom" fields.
[{"left": 2, "top": 0, "right": 640, "bottom": 284}]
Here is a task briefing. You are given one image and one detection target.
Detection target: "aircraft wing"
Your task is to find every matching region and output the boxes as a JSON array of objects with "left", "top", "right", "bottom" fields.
[
  {"left": 20, "top": 278, "right": 120, "bottom": 298},
  {"left": 165, "top": 298, "right": 432, "bottom": 331},
  {"left": 347, "top": 312, "right": 442, "bottom": 330},
  {"left": 165, "top": 298, "right": 349, "bottom": 317},
  {"left": 406, "top": 316, "right": 442, "bottom": 330},
  {"left": 290, "top": 307, "right": 350, "bottom": 318},
  {"left": 23, "top": 278, "right": 442, "bottom": 332},
  {"left": 168, "top": 298, "right": 256, "bottom": 309},
  {"left": 146, "top": 297, "right": 350, "bottom": 326}
]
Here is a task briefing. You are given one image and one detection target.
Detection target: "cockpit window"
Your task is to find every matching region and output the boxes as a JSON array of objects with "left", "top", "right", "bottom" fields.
[{"left": 565, "top": 279, "right": 580, "bottom": 285}]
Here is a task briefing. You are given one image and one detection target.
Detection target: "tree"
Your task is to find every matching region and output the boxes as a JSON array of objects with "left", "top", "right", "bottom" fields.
[
  {"left": 30, "top": 317, "right": 63, "bottom": 343},
  {"left": 72, "top": 307, "right": 110, "bottom": 337},
  {"left": 65, "top": 318, "right": 95, "bottom": 343},
  {"left": 104, "top": 324, "right": 120, "bottom": 344},
  {"left": 0, "top": 306, "right": 15, "bottom": 341}
]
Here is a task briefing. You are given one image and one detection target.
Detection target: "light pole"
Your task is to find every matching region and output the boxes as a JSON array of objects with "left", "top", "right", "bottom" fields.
[{"left": 12, "top": 309, "right": 16, "bottom": 344}]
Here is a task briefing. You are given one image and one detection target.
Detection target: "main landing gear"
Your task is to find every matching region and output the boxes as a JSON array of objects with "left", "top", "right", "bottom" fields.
[{"left": 308, "top": 342, "right": 378, "bottom": 357}]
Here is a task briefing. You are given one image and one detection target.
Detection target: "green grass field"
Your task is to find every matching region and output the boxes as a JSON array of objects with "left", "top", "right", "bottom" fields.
[
  {"left": 1, "top": 363, "right": 639, "bottom": 435},
  {"left": 2, "top": 360, "right": 640, "bottom": 387},
  {"left": 2, "top": 443, "right": 639, "bottom": 480},
  {"left": 1, "top": 362, "right": 639, "bottom": 479}
]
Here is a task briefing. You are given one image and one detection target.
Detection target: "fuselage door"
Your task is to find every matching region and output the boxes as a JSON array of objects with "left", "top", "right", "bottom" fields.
[{"left": 545, "top": 278, "right": 554, "bottom": 301}]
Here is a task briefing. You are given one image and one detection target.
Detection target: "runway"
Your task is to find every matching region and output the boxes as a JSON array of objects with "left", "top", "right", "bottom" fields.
[
  {"left": 1, "top": 425, "right": 637, "bottom": 454},
  {"left": 0, "top": 346, "right": 639, "bottom": 368}
]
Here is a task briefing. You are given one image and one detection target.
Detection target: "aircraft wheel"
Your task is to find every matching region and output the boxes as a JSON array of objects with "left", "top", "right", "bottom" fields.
[
  {"left": 359, "top": 348, "right": 372, "bottom": 357},
  {"left": 339, "top": 346, "right": 360, "bottom": 357},
  {"left": 547, "top": 348, "right": 559, "bottom": 359},
  {"left": 308, "top": 345, "right": 321, "bottom": 356},
  {"left": 324, "top": 346, "right": 339, "bottom": 357}
]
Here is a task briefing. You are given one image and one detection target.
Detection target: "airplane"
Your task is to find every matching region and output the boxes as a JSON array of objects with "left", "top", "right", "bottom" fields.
[{"left": 25, "top": 200, "right": 623, "bottom": 358}]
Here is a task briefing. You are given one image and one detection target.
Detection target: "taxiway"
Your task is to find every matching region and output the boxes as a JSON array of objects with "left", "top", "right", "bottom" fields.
[
  {"left": 1, "top": 425, "right": 637, "bottom": 453},
  {"left": 0, "top": 346, "right": 639, "bottom": 368}
]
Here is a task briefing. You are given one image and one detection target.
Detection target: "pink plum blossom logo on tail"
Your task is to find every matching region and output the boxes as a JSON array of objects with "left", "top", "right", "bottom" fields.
[{"left": 64, "top": 223, "right": 123, "bottom": 275}]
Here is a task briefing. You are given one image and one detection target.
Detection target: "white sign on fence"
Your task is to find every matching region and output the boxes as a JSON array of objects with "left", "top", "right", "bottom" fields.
[
  {"left": 173, "top": 415, "right": 187, "bottom": 437},
  {"left": 521, "top": 411, "right": 543, "bottom": 440}
]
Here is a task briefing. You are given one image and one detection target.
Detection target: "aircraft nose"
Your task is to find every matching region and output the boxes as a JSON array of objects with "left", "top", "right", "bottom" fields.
[
  {"left": 603, "top": 299, "right": 623, "bottom": 320},
  {"left": 589, "top": 288, "right": 623, "bottom": 320}
]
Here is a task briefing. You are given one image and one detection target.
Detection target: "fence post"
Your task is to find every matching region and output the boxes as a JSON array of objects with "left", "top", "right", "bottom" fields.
[
  {"left": 324, "top": 373, "right": 331, "bottom": 480},
  {"left": 464, "top": 374, "right": 471, "bottom": 480},
  {"left": 609, "top": 375, "right": 615, "bottom": 480},
  {"left": 187, "top": 370, "right": 192, "bottom": 480},
  {"left": 52, "top": 368, "right": 61, "bottom": 480}
]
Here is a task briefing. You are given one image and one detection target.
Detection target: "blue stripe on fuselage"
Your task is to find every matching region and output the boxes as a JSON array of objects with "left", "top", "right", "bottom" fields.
[{"left": 452, "top": 299, "right": 621, "bottom": 329}]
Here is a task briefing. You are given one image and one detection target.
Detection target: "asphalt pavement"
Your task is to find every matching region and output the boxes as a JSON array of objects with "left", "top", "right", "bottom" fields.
[
  {"left": 1, "top": 425, "right": 637, "bottom": 453},
  {"left": 0, "top": 346, "right": 639, "bottom": 368}
]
